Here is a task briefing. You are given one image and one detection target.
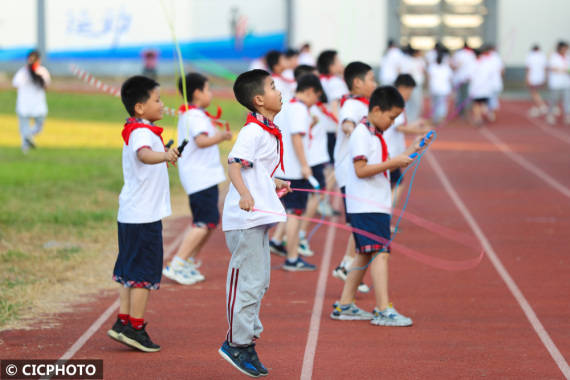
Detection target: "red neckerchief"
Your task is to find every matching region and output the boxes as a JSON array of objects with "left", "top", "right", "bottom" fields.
[
  {"left": 316, "top": 101, "right": 339, "bottom": 124},
  {"left": 245, "top": 113, "right": 284, "bottom": 177},
  {"left": 319, "top": 73, "right": 334, "bottom": 80},
  {"left": 340, "top": 94, "right": 370, "bottom": 107},
  {"left": 290, "top": 98, "right": 313, "bottom": 143},
  {"left": 271, "top": 72, "right": 296, "bottom": 84},
  {"left": 361, "top": 116, "right": 388, "bottom": 178},
  {"left": 178, "top": 104, "right": 229, "bottom": 131},
  {"left": 122, "top": 118, "right": 165, "bottom": 147}
]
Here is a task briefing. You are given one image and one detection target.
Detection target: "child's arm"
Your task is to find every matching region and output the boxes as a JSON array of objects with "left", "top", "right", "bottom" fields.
[
  {"left": 228, "top": 162, "right": 255, "bottom": 211},
  {"left": 396, "top": 119, "right": 431, "bottom": 135},
  {"left": 292, "top": 134, "right": 312, "bottom": 179},
  {"left": 195, "top": 130, "right": 233, "bottom": 148},
  {"left": 137, "top": 147, "right": 179, "bottom": 165},
  {"left": 353, "top": 155, "right": 413, "bottom": 179}
]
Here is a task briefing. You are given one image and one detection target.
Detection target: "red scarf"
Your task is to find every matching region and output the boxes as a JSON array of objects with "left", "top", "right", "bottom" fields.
[
  {"left": 178, "top": 104, "right": 229, "bottom": 131},
  {"left": 245, "top": 113, "right": 283, "bottom": 177},
  {"left": 271, "top": 72, "right": 296, "bottom": 84},
  {"left": 340, "top": 94, "right": 370, "bottom": 107},
  {"left": 361, "top": 117, "right": 388, "bottom": 178},
  {"left": 316, "top": 101, "right": 338, "bottom": 123},
  {"left": 122, "top": 118, "right": 165, "bottom": 147},
  {"left": 319, "top": 73, "right": 334, "bottom": 80}
]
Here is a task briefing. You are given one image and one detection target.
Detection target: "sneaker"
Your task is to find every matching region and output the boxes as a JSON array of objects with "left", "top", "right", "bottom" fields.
[
  {"left": 218, "top": 341, "right": 260, "bottom": 378},
  {"left": 120, "top": 323, "right": 161, "bottom": 352},
  {"left": 330, "top": 302, "right": 374, "bottom": 320},
  {"left": 187, "top": 257, "right": 202, "bottom": 269},
  {"left": 528, "top": 107, "right": 540, "bottom": 118},
  {"left": 107, "top": 317, "right": 126, "bottom": 343},
  {"left": 358, "top": 282, "right": 370, "bottom": 293},
  {"left": 183, "top": 264, "right": 206, "bottom": 283},
  {"left": 318, "top": 200, "right": 341, "bottom": 217},
  {"left": 245, "top": 344, "right": 268, "bottom": 376},
  {"left": 298, "top": 238, "right": 314, "bottom": 257},
  {"left": 371, "top": 303, "right": 413, "bottom": 327},
  {"left": 546, "top": 113, "right": 556, "bottom": 125},
  {"left": 283, "top": 257, "right": 316, "bottom": 271},
  {"left": 332, "top": 265, "right": 348, "bottom": 281},
  {"left": 269, "top": 240, "right": 286, "bottom": 257},
  {"left": 162, "top": 264, "right": 198, "bottom": 285}
]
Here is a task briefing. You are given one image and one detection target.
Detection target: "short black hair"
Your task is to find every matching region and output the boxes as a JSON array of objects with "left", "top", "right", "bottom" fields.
[
  {"left": 294, "top": 65, "right": 316, "bottom": 81},
  {"left": 369, "top": 86, "right": 405, "bottom": 112},
  {"left": 284, "top": 48, "right": 299, "bottom": 58},
  {"left": 295, "top": 74, "right": 323, "bottom": 94},
  {"left": 557, "top": 40, "right": 568, "bottom": 52},
  {"left": 344, "top": 61, "right": 372, "bottom": 91},
  {"left": 178, "top": 72, "right": 208, "bottom": 103},
  {"left": 265, "top": 50, "right": 282, "bottom": 72},
  {"left": 317, "top": 50, "right": 337, "bottom": 75},
  {"left": 394, "top": 74, "right": 416, "bottom": 88},
  {"left": 233, "top": 69, "right": 270, "bottom": 113},
  {"left": 121, "top": 75, "right": 159, "bottom": 117}
]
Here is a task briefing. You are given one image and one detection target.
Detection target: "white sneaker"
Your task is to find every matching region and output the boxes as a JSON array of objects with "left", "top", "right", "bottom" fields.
[
  {"left": 371, "top": 303, "right": 413, "bottom": 327},
  {"left": 528, "top": 107, "right": 540, "bottom": 118},
  {"left": 162, "top": 265, "right": 198, "bottom": 285},
  {"left": 332, "top": 265, "right": 348, "bottom": 281},
  {"left": 182, "top": 264, "right": 205, "bottom": 283},
  {"left": 546, "top": 114, "right": 556, "bottom": 125},
  {"left": 298, "top": 238, "right": 314, "bottom": 257},
  {"left": 358, "top": 283, "right": 370, "bottom": 293},
  {"left": 186, "top": 257, "right": 202, "bottom": 269}
]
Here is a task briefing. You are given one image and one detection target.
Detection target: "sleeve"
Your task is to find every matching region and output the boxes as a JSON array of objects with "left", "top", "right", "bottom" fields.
[
  {"left": 228, "top": 124, "right": 258, "bottom": 168},
  {"left": 129, "top": 129, "right": 155, "bottom": 154},
  {"left": 328, "top": 78, "right": 348, "bottom": 101},
  {"left": 12, "top": 68, "right": 25, "bottom": 88},
  {"left": 339, "top": 101, "right": 358, "bottom": 124},
  {"left": 350, "top": 126, "right": 369, "bottom": 162},
  {"left": 189, "top": 114, "right": 211, "bottom": 138},
  {"left": 289, "top": 105, "right": 309, "bottom": 135}
]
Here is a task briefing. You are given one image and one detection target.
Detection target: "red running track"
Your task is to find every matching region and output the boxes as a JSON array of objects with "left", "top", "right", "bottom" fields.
[{"left": 1, "top": 100, "right": 569, "bottom": 379}]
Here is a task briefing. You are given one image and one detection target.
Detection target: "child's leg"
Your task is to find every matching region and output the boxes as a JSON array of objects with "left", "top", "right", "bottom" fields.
[
  {"left": 32, "top": 116, "right": 45, "bottom": 136},
  {"left": 370, "top": 252, "right": 390, "bottom": 311},
  {"left": 173, "top": 226, "right": 209, "bottom": 261},
  {"left": 119, "top": 286, "right": 130, "bottom": 315},
  {"left": 300, "top": 193, "right": 320, "bottom": 236},
  {"left": 17, "top": 115, "right": 32, "bottom": 151},
  {"left": 271, "top": 222, "right": 286, "bottom": 242},
  {"left": 129, "top": 288, "right": 150, "bottom": 319},
  {"left": 285, "top": 217, "right": 301, "bottom": 261},
  {"left": 339, "top": 253, "right": 369, "bottom": 304}
]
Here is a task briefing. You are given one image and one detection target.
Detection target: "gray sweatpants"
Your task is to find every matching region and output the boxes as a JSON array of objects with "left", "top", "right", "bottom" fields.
[{"left": 224, "top": 225, "right": 271, "bottom": 346}]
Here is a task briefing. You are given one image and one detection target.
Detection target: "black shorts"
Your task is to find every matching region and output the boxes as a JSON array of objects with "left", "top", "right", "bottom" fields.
[
  {"left": 327, "top": 132, "right": 336, "bottom": 164},
  {"left": 311, "top": 163, "right": 326, "bottom": 189},
  {"left": 113, "top": 221, "right": 163, "bottom": 289},
  {"left": 340, "top": 186, "right": 351, "bottom": 224},
  {"left": 390, "top": 168, "right": 403, "bottom": 188},
  {"left": 473, "top": 97, "right": 489, "bottom": 105},
  {"left": 280, "top": 178, "right": 310, "bottom": 215},
  {"left": 348, "top": 212, "right": 391, "bottom": 254},
  {"left": 189, "top": 185, "right": 220, "bottom": 229}
]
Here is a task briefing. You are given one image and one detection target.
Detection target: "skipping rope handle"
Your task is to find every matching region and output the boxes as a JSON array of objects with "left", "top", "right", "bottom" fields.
[
  {"left": 409, "top": 130, "right": 436, "bottom": 159},
  {"left": 177, "top": 139, "right": 189, "bottom": 156}
]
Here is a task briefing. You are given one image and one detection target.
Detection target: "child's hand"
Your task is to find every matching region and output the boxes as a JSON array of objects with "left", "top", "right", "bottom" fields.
[
  {"left": 274, "top": 178, "right": 292, "bottom": 194},
  {"left": 217, "top": 130, "right": 233, "bottom": 141},
  {"left": 301, "top": 165, "right": 313, "bottom": 179},
  {"left": 239, "top": 192, "right": 255, "bottom": 212},
  {"left": 310, "top": 115, "right": 319, "bottom": 128},
  {"left": 165, "top": 148, "right": 179, "bottom": 163},
  {"left": 393, "top": 154, "right": 414, "bottom": 168}
]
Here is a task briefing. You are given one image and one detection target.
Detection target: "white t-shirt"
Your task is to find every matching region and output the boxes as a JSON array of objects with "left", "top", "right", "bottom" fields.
[
  {"left": 275, "top": 101, "right": 310, "bottom": 180},
  {"left": 488, "top": 51, "right": 504, "bottom": 93},
  {"left": 334, "top": 97, "right": 369, "bottom": 187},
  {"left": 249, "top": 58, "right": 267, "bottom": 71},
  {"left": 525, "top": 50, "right": 547, "bottom": 86},
  {"left": 380, "top": 47, "right": 403, "bottom": 85},
  {"left": 177, "top": 108, "right": 226, "bottom": 195},
  {"left": 298, "top": 52, "right": 316, "bottom": 66},
  {"left": 548, "top": 53, "right": 570, "bottom": 90},
  {"left": 118, "top": 127, "right": 171, "bottom": 224},
  {"left": 222, "top": 120, "right": 286, "bottom": 231},
  {"left": 272, "top": 74, "right": 296, "bottom": 103},
  {"left": 451, "top": 48, "right": 476, "bottom": 85},
  {"left": 346, "top": 122, "right": 391, "bottom": 215},
  {"left": 320, "top": 75, "right": 348, "bottom": 133},
  {"left": 12, "top": 65, "right": 51, "bottom": 117},
  {"left": 428, "top": 63, "right": 453, "bottom": 96},
  {"left": 469, "top": 57, "right": 495, "bottom": 99},
  {"left": 308, "top": 104, "right": 331, "bottom": 166},
  {"left": 383, "top": 112, "right": 406, "bottom": 158},
  {"left": 400, "top": 55, "right": 426, "bottom": 85}
]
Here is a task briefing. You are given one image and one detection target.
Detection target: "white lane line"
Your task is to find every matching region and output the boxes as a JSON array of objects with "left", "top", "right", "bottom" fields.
[
  {"left": 526, "top": 116, "right": 570, "bottom": 145},
  {"left": 479, "top": 128, "right": 570, "bottom": 199},
  {"left": 427, "top": 152, "right": 570, "bottom": 378},
  {"left": 300, "top": 200, "right": 339, "bottom": 380}
]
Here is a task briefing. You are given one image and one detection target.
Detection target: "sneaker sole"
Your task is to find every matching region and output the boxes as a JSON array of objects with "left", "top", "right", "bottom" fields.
[
  {"left": 282, "top": 265, "right": 316, "bottom": 272},
  {"left": 269, "top": 249, "right": 286, "bottom": 257},
  {"left": 162, "top": 269, "right": 198, "bottom": 285},
  {"left": 218, "top": 348, "right": 261, "bottom": 378},
  {"left": 370, "top": 320, "right": 413, "bottom": 327},
  {"left": 119, "top": 333, "right": 161, "bottom": 352},
  {"left": 331, "top": 270, "right": 347, "bottom": 281},
  {"left": 298, "top": 250, "right": 314, "bottom": 257},
  {"left": 107, "top": 329, "right": 130, "bottom": 346},
  {"left": 330, "top": 313, "right": 373, "bottom": 321},
  {"left": 357, "top": 286, "right": 370, "bottom": 293}
]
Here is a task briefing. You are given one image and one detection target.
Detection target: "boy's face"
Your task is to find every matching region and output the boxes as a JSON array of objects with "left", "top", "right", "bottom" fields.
[
  {"left": 135, "top": 87, "right": 163, "bottom": 122},
  {"left": 397, "top": 86, "right": 413, "bottom": 102},
  {"left": 256, "top": 77, "right": 282, "bottom": 114},
  {"left": 369, "top": 105, "right": 403, "bottom": 131},
  {"left": 274, "top": 56, "right": 286, "bottom": 73},
  {"left": 302, "top": 88, "right": 322, "bottom": 107},
  {"left": 353, "top": 70, "right": 377, "bottom": 98},
  {"left": 331, "top": 55, "right": 344, "bottom": 76},
  {"left": 194, "top": 81, "right": 213, "bottom": 107}
]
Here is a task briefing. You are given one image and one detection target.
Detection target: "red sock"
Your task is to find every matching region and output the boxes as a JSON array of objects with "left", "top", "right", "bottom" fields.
[
  {"left": 118, "top": 314, "right": 129, "bottom": 325},
  {"left": 129, "top": 316, "right": 144, "bottom": 330}
]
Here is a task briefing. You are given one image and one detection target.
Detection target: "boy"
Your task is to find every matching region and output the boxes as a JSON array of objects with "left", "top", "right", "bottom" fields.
[
  {"left": 107, "top": 76, "right": 179, "bottom": 352},
  {"left": 330, "top": 86, "right": 430, "bottom": 325},
  {"left": 265, "top": 49, "right": 296, "bottom": 103},
  {"left": 385, "top": 74, "right": 431, "bottom": 210},
  {"left": 469, "top": 49, "right": 495, "bottom": 126},
  {"left": 219, "top": 69, "right": 291, "bottom": 377},
  {"left": 332, "top": 62, "right": 377, "bottom": 286},
  {"left": 271, "top": 74, "right": 323, "bottom": 271},
  {"left": 163, "top": 73, "right": 232, "bottom": 285}
]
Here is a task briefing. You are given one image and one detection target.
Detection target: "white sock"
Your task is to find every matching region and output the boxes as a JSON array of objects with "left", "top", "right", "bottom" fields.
[
  {"left": 271, "top": 238, "right": 282, "bottom": 244},
  {"left": 172, "top": 256, "right": 186, "bottom": 267},
  {"left": 299, "top": 230, "right": 306, "bottom": 239}
]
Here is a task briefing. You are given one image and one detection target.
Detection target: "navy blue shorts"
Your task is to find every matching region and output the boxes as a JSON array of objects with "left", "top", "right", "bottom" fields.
[
  {"left": 113, "top": 221, "right": 163, "bottom": 289},
  {"left": 348, "top": 212, "right": 391, "bottom": 254},
  {"left": 327, "top": 132, "right": 336, "bottom": 164},
  {"left": 390, "top": 168, "right": 403, "bottom": 188},
  {"left": 280, "top": 178, "right": 310, "bottom": 215},
  {"left": 189, "top": 185, "right": 220, "bottom": 229},
  {"left": 340, "top": 186, "right": 351, "bottom": 224},
  {"left": 311, "top": 163, "right": 326, "bottom": 189}
]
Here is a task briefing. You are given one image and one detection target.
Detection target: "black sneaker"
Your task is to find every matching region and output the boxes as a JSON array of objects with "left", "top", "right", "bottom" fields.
[
  {"left": 218, "top": 341, "right": 260, "bottom": 378},
  {"left": 107, "top": 317, "right": 126, "bottom": 343},
  {"left": 120, "top": 322, "right": 161, "bottom": 352},
  {"left": 269, "top": 240, "right": 286, "bottom": 257},
  {"left": 246, "top": 344, "right": 268, "bottom": 376}
]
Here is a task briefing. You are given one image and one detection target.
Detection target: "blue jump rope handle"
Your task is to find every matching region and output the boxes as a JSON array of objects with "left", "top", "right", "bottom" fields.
[{"left": 409, "top": 131, "right": 435, "bottom": 159}]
